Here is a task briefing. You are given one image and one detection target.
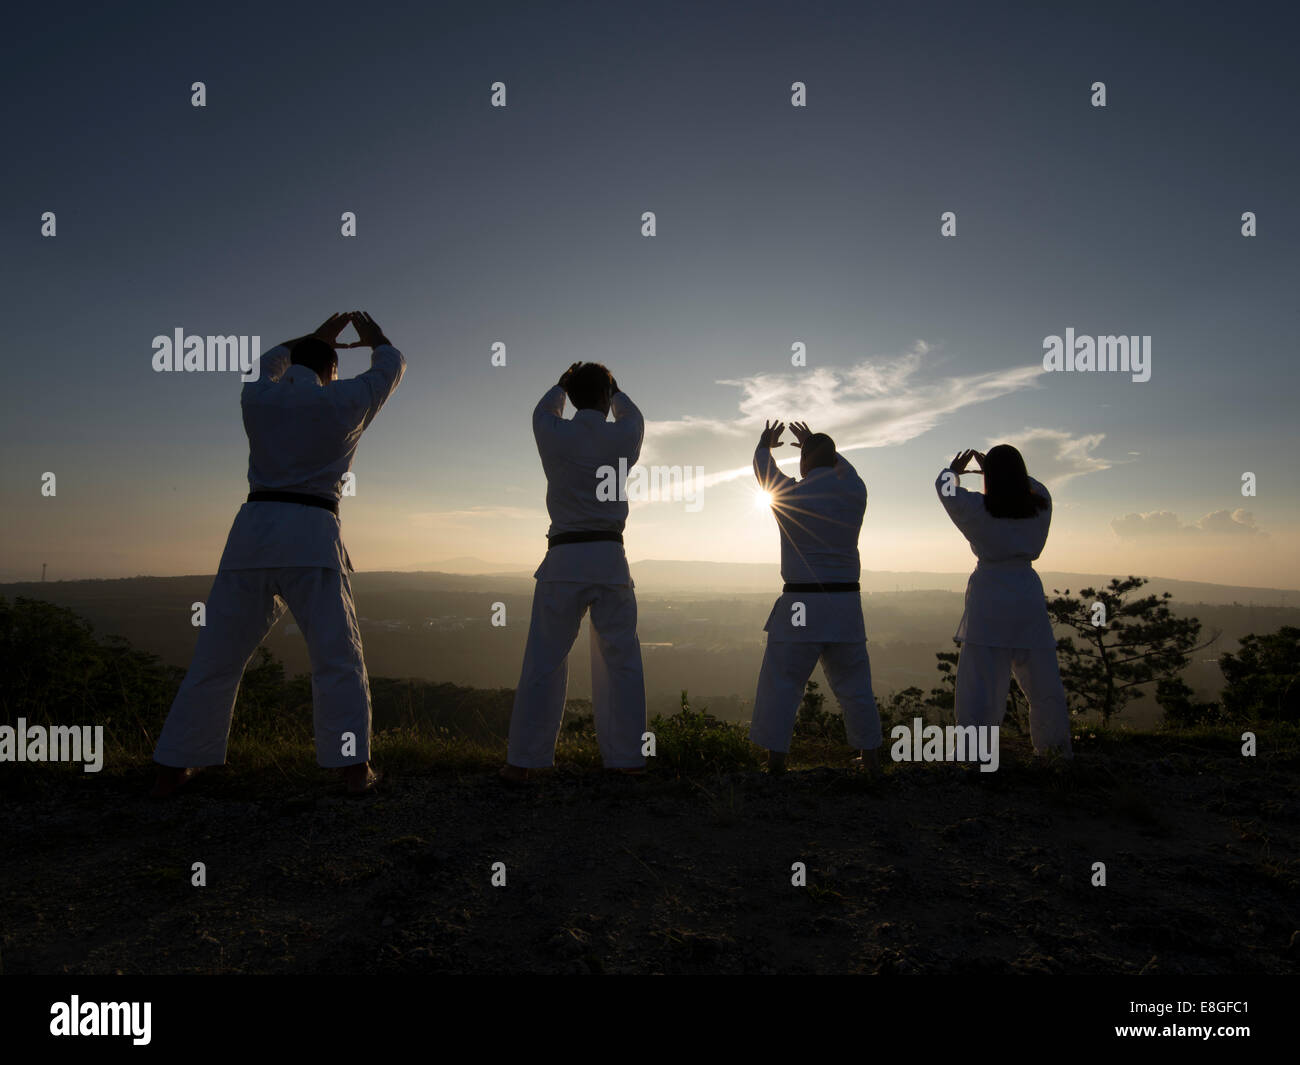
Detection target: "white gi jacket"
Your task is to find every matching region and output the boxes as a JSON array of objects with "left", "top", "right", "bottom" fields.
[
  {"left": 755, "top": 445, "right": 868, "bottom": 642},
  {"left": 217, "top": 343, "right": 406, "bottom": 573},
  {"left": 530, "top": 385, "right": 644, "bottom": 585},
  {"left": 936, "top": 469, "right": 1057, "bottom": 649}
]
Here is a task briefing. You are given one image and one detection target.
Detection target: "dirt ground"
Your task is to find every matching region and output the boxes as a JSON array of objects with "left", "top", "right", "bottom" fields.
[{"left": 3, "top": 734, "right": 1297, "bottom": 975}]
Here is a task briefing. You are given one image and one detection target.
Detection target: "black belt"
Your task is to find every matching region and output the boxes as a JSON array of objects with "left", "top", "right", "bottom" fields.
[
  {"left": 783, "top": 582, "right": 860, "bottom": 593},
  {"left": 548, "top": 531, "right": 624, "bottom": 549},
  {"left": 248, "top": 491, "right": 339, "bottom": 516}
]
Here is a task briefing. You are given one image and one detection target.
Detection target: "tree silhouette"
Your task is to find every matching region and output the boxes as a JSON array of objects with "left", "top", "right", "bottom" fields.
[
  {"left": 1155, "top": 676, "right": 1222, "bottom": 727},
  {"left": 1218, "top": 626, "right": 1300, "bottom": 722},
  {"left": 0, "top": 596, "right": 181, "bottom": 748},
  {"left": 1047, "top": 576, "right": 1214, "bottom": 724}
]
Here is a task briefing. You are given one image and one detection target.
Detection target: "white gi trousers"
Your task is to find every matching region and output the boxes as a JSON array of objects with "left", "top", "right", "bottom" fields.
[
  {"left": 749, "top": 640, "right": 882, "bottom": 754},
  {"left": 507, "top": 580, "right": 646, "bottom": 769},
  {"left": 954, "top": 643, "right": 1072, "bottom": 756},
  {"left": 153, "top": 567, "right": 371, "bottom": 768}
]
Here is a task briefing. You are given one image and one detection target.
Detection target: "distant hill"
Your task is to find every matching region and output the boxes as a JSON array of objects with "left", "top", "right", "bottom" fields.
[
  {"left": 11, "top": 563, "right": 1293, "bottom": 606},
  {"left": 391, "top": 556, "right": 532, "bottom": 575},
  {"left": 627, "top": 560, "right": 1295, "bottom": 606},
  {"left": 374, "top": 559, "right": 1297, "bottom": 606},
  {"left": 5, "top": 569, "right": 1298, "bottom": 726}
]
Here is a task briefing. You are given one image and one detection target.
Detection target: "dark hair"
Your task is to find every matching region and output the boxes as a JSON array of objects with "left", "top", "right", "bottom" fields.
[
  {"left": 803, "top": 432, "right": 837, "bottom": 471},
  {"left": 566, "top": 362, "right": 614, "bottom": 409},
  {"left": 982, "top": 444, "right": 1049, "bottom": 519},
  {"left": 291, "top": 337, "right": 337, "bottom": 383}
]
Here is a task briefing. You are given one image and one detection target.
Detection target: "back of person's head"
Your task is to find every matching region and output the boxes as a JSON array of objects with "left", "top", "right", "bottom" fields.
[
  {"left": 291, "top": 337, "right": 337, "bottom": 384},
  {"left": 801, "top": 433, "right": 837, "bottom": 473},
  {"left": 982, "top": 444, "right": 1048, "bottom": 518},
  {"left": 566, "top": 362, "right": 614, "bottom": 410}
]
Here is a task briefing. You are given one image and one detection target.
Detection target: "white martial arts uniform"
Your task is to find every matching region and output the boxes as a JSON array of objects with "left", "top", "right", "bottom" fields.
[
  {"left": 936, "top": 468, "right": 1072, "bottom": 755},
  {"left": 507, "top": 386, "right": 647, "bottom": 769},
  {"left": 749, "top": 446, "right": 882, "bottom": 754},
  {"left": 154, "top": 342, "right": 405, "bottom": 769}
]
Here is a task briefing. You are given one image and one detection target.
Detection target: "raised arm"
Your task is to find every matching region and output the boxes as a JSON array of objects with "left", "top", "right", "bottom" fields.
[
  {"left": 533, "top": 387, "right": 568, "bottom": 442},
  {"left": 242, "top": 344, "right": 291, "bottom": 397},
  {"left": 277, "top": 311, "right": 358, "bottom": 360},
  {"left": 754, "top": 420, "right": 796, "bottom": 493},
  {"left": 328, "top": 312, "right": 406, "bottom": 429},
  {"left": 787, "top": 420, "right": 864, "bottom": 492},
  {"left": 245, "top": 311, "right": 356, "bottom": 395},
  {"left": 935, "top": 449, "right": 983, "bottom": 532},
  {"left": 609, "top": 387, "right": 645, "bottom": 463},
  {"left": 830, "top": 450, "right": 867, "bottom": 504}
]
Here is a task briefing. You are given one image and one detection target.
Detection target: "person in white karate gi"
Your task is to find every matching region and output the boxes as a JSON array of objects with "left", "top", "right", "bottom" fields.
[
  {"left": 152, "top": 311, "right": 406, "bottom": 797},
  {"left": 500, "top": 362, "right": 647, "bottom": 784},
  {"left": 936, "top": 445, "right": 1072, "bottom": 757},
  {"left": 749, "top": 420, "right": 882, "bottom": 774}
]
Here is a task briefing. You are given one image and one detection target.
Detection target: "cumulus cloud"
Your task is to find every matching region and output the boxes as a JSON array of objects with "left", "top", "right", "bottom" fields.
[
  {"left": 1195, "top": 509, "right": 1263, "bottom": 536},
  {"left": 1111, "top": 508, "right": 1263, "bottom": 539}
]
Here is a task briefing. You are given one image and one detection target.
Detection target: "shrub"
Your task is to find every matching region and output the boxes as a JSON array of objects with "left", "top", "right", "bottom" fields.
[{"left": 649, "top": 690, "right": 758, "bottom": 772}]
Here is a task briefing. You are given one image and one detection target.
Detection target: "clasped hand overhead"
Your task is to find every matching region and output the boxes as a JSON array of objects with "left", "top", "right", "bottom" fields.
[
  {"left": 950, "top": 449, "right": 987, "bottom": 475},
  {"left": 308, "top": 311, "right": 390, "bottom": 349}
]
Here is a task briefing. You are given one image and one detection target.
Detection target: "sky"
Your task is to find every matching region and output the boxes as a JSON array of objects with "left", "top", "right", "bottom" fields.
[{"left": 3, "top": 0, "right": 1298, "bottom": 588}]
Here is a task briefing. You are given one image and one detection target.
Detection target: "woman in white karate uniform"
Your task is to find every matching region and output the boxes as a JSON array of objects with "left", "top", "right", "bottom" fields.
[{"left": 935, "top": 446, "right": 1072, "bottom": 756}]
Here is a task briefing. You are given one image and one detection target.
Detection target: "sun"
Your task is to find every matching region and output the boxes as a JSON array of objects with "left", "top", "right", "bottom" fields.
[{"left": 753, "top": 489, "right": 774, "bottom": 510}]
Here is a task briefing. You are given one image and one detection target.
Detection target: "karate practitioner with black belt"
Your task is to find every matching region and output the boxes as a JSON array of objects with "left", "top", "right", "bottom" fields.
[
  {"left": 500, "top": 362, "right": 646, "bottom": 783},
  {"left": 749, "top": 420, "right": 883, "bottom": 774},
  {"left": 151, "top": 312, "right": 405, "bottom": 797}
]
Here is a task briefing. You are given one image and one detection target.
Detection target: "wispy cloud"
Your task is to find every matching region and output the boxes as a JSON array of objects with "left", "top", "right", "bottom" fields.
[
  {"left": 643, "top": 342, "right": 1046, "bottom": 488},
  {"left": 984, "top": 427, "right": 1113, "bottom": 488}
]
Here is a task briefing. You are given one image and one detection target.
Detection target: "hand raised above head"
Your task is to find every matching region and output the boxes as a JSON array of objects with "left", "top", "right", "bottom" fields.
[
  {"left": 349, "top": 311, "right": 391, "bottom": 349},
  {"left": 312, "top": 312, "right": 356, "bottom": 347},
  {"left": 760, "top": 419, "right": 786, "bottom": 448},
  {"left": 789, "top": 421, "right": 812, "bottom": 447},
  {"left": 950, "top": 449, "right": 978, "bottom": 474}
]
